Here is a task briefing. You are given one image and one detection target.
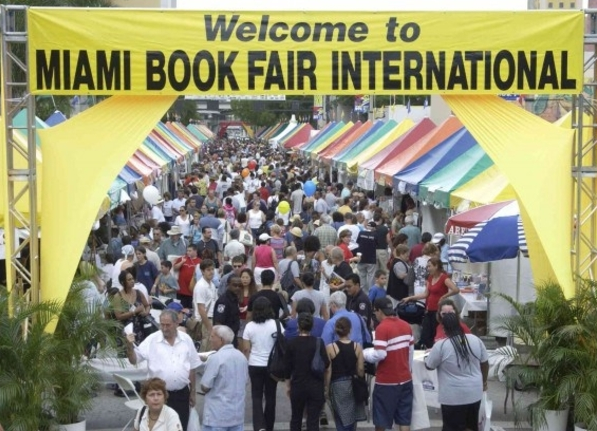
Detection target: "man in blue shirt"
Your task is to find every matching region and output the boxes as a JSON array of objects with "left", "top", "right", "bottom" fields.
[{"left": 321, "top": 291, "right": 372, "bottom": 346}]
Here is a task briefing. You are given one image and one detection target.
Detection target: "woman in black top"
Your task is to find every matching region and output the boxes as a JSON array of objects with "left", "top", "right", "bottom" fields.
[
  {"left": 325, "top": 317, "right": 366, "bottom": 431},
  {"left": 284, "top": 312, "right": 330, "bottom": 431}
]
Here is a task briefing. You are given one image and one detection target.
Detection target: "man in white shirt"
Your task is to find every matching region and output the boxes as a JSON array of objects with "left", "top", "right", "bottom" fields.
[
  {"left": 125, "top": 309, "right": 201, "bottom": 430},
  {"left": 151, "top": 200, "right": 166, "bottom": 223},
  {"left": 314, "top": 191, "right": 329, "bottom": 215},
  {"left": 290, "top": 183, "right": 305, "bottom": 215},
  {"left": 223, "top": 229, "right": 246, "bottom": 261},
  {"left": 172, "top": 189, "right": 187, "bottom": 215},
  {"left": 193, "top": 259, "right": 218, "bottom": 352}
]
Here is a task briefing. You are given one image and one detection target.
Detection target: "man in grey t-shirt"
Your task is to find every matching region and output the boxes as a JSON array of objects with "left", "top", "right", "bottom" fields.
[{"left": 290, "top": 272, "right": 329, "bottom": 320}]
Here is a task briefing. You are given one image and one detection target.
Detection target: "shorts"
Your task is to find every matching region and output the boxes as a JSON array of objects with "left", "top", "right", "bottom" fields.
[
  {"left": 372, "top": 381, "right": 413, "bottom": 428},
  {"left": 441, "top": 400, "right": 481, "bottom": 431}
]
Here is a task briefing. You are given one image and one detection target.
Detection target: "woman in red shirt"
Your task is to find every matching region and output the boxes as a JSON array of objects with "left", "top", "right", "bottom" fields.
[
  {"left": 403, "top": 257, "right": 458, "bottom": 349},
  {"left": 337, "top": 230, "right": 359, "bottom": 264}
]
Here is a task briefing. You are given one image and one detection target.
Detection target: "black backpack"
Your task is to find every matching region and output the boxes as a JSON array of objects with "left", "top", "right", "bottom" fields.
[
  {"left": 280, "top": 260, "right": 300, "bottom": 299},
  {"left": 267, "top": 320, "right": 287, "bottom": 381}
]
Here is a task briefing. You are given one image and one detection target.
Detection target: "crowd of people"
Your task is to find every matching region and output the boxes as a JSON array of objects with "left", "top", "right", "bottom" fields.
[{"left": 82, "top": 139, "right": 489, "bottom": 431}]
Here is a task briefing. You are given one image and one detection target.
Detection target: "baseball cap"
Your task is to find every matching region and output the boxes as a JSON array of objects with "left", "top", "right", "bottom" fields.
[
  {"left": 374, "top": 297, "right": 395, "bottom": 316},
  {"left": 259, "top": 233, "right": 272, "bottom": 241},
  {"left": 167, "top": 302, "right": 183, "bottom": 312},
  {"left": 432, "top": 233, "right": 445, "bottom": 244}
]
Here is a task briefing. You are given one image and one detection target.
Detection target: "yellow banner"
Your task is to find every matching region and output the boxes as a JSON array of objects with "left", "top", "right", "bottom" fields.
[{"left": 28, "top": 9, "right": 583, "bottom": 96}]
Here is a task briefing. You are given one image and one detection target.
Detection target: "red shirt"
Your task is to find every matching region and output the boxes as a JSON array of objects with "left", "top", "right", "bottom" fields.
[
  {"left": 259, "top": 187, "right": 270, "bottom": 201},
  {"left": 374, "top": 317, "right": 413, "bottom": 384},
  {"left": 426, "top": 272, "right": 449, "bottom": 311},
  {"left": 409, "top": 243, "right": 424, "bottom": 263},
  {"left": 175, "top": 256, "right": 201, "bottom": 296},
  {"left": 434, "top": 321, "right": 471, "bottom": 341},
  {"left": 339, "top": 243, "right": 353, "bottom": 263}
]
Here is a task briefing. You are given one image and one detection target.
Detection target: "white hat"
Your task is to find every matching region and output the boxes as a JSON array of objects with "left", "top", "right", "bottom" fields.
[
  {"left": 259, "top": 233, "right": 272, "bottom": 242},
  {"left": 167, "top": 225, "right": 183, "bottom": 236},
  {"left": 139, "top": 236, "right": 152, "bottom": 244},
  {"left": 432, "top": 233, "right": 445, "bottom": 244},
  {"left": 121, "top": 245, "right": 135, "bottom": 256}
]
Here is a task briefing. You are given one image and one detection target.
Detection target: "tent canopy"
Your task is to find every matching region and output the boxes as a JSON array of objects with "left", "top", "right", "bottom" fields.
[{"left": 375, "top": 116, "right": 463, "bottom": 185}]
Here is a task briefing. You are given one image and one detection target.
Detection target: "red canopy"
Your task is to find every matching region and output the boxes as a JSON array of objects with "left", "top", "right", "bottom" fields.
[{"left": 445, "top": 200, "right": 517, "bottom": 235}]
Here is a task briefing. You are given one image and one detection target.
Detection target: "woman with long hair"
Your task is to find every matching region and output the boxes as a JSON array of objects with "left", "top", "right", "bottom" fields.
[
  {"left": 239, "top": 268, "right": 258, "bottom": 338},
  {"left": 174, "top": 205, "right": 193, "bottom": 239},
  {"left": 269, "top": 224, "right": 287, "bottom": 262},
  {"left": 242, "top": 297, "right": 281, "bottom": 431},
  {"left": 425, "top": 313, "right": 489, "bottom": 431},
  {"left": 402, "top": 257, "right": 458, "bottom": 349},
  {"left": 112, "top": 269, "right": 150, "bottom": 343},
  {"left": 326, "top": 317, "right": 366, "bottom": 431}
]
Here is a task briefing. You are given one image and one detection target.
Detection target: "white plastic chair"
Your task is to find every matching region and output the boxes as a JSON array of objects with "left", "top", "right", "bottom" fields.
[{"left": 113, "top": 373, "right": 145, "bottom": 431}]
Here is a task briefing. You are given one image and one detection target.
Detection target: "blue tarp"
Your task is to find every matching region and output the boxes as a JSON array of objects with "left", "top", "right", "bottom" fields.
[{"left": 45, "top": 111, "right": 68, "bottom": 127}]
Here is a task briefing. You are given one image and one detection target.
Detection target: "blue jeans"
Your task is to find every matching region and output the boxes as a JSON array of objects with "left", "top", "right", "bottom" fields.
[{"left": 203, "top": 425, "right": 244, "bottom": 431}]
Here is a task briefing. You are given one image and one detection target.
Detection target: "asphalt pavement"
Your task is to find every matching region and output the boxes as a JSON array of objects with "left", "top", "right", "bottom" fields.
[{"left": 86, "top": 369, "right": 536, "bottom": 431}]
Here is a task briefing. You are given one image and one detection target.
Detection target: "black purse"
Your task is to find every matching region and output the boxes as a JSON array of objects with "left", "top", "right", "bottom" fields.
[{"left": 352, "top": 374, "right": 369, "bottom": 404}]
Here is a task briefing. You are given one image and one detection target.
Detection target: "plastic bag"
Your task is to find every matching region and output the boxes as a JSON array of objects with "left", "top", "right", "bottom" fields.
[
  {"left": 410, "top": 382, "right": 430, "bottom": 430},
  {"left": 478, "top": 392, "right": 492, "bottom": 431},
  {"left": 188, "top": 407, "right": 201, "bottom": 431}
]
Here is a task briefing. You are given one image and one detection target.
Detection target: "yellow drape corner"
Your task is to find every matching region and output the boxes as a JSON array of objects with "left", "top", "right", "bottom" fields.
[
  {"left": 443, "top": 95, "right": 574, "bottom": 297},
  {"left": 40, "top": 95, "right": 175, "bottom": 308}
]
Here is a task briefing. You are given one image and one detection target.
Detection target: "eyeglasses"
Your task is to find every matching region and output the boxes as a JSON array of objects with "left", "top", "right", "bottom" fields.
[{"left": 233, "top": 265, "right": 242, "bottom": 268}]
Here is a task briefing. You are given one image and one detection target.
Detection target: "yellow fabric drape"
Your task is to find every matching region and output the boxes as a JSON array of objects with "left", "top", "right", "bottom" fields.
[
  {"left": 444, "top": 95, "right": 574, "bottom": 297},
  {"left": 39, "top": 95, "right": 175, "bottom": 308},
  {"left": 450, "top": 165, "right": 516, "bottom": 207}
]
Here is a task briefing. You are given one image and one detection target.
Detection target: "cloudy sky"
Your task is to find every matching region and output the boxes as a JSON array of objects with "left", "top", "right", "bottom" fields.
[{"left": 177, "top": 0, "right": 530, "bottom": 11}]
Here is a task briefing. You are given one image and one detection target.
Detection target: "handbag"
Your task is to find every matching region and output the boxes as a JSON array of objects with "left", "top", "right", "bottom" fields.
[
  {"left": 311, "top": 338, "right": 326, "bottom": 380},
  {"left": 267, "top": 320, "right": 287, "bottom": 381},
  {"left": 352, "top": 374, "right": 369, "bottom": 404}
]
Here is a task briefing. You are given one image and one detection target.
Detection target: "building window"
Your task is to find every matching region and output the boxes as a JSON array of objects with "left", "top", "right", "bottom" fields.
[
  {"left": 570, "top": 2, "right": 575, "bottom": 7},
  {"left": 559, "top": 2, "right": 564, "bottom": 7},
  {"left": 548, "top": 2, "right": 553, "bottom": 8}
]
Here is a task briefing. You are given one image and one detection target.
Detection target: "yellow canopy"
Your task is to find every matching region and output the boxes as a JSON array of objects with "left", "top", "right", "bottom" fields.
[
  {"left": 444, "top": 95, "right": 574, "bottom": 297},
  {"left": 39, "top": 95, "right": 175, "bottom": 311},
  {"left": 450, "top": 165, "right": 516, "bottom": 207}
]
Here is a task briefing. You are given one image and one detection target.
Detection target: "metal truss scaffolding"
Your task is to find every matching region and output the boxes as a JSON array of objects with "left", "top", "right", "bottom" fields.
[{"left": 1, "top": 5, "right": 39, "bottom": 303}]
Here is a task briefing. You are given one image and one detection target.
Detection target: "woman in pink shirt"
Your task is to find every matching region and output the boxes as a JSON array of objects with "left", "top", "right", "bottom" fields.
[{"left": 252, "top": 233, "right": 280, "bottom": 287}]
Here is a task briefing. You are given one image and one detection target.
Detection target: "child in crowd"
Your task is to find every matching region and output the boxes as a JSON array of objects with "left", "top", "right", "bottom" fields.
[
  {"left": 368, "top": 269, "right": 388, "bottom": 303},
  {"left": 151, "top": 260, "right": 179, "bottom": 299}
]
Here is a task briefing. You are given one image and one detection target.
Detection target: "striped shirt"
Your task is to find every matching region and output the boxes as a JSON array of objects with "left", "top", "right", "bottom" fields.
[{"left": 373, "top": 317, "right": 413, "bottom": 384}]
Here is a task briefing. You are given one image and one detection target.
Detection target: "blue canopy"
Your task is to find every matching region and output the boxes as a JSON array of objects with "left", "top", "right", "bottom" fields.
[{"left": 393, "top": 128, "right": 477, "bottom": 192}]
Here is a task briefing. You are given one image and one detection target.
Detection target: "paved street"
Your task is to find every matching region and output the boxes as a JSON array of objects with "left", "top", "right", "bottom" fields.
[{"left": 87, "top": 371, "right": 536, "bottom": 431}]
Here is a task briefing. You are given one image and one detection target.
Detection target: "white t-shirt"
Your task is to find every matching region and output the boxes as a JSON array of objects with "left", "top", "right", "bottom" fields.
[
  {"left": 151, "top": 205, "right": 165, "bottom": 223},
  {"left": 175, "top": 215, "right": 193, "bottom": 237},
  {"left": 243, "top": 319, "right": 283, "bottom": 366},
  {"left": 162, "top": 200, "right": 174, "bottom": 217},
  {"left": 172, "top": 197, "right": 186, "bottom": 212},
  {"left": 248, "top": 209, "right": 263, "bottom": 229},
  {"left": 193, "top": 277, "right": 217, "bottom": 321}
]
